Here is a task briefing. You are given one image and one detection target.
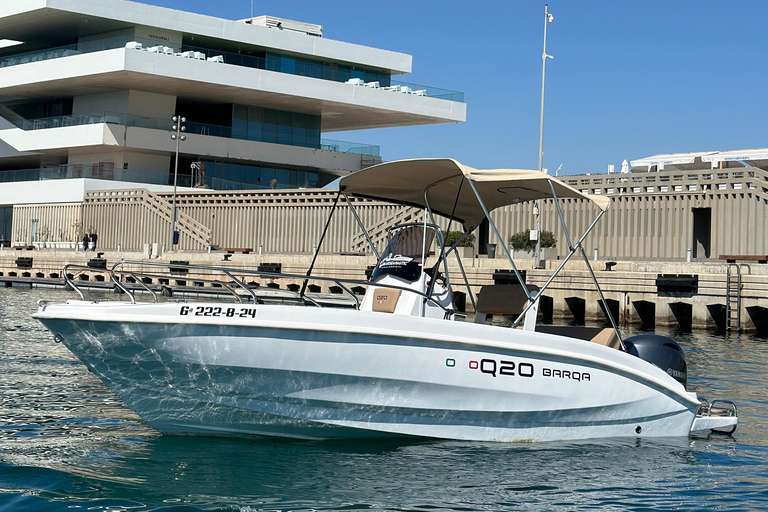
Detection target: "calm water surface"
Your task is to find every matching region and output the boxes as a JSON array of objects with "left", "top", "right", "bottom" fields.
[{"left": 1, "top": 287, "right": 767, "bottom": 511}]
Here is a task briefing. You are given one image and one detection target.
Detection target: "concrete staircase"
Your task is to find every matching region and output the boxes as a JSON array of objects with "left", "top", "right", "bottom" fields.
[
  {"left": 85, "top": 189, "right": 212, "bottom": 249},
  {"left": 351, "top": 206, "right": 418, "bottom": 253}
]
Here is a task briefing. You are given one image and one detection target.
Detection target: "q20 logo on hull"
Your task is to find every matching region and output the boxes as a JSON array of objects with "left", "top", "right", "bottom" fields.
[{"left": 468, "top": 358, "right": 534, "bottom": 378}]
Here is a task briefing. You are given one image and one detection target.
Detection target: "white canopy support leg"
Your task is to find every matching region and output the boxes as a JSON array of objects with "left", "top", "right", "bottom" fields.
[
  {"left": 522, "top": 295, "right": 539, "bottom": 331},
  {"left": 512, "top": 210, "right": 606, "bottom": 327}
]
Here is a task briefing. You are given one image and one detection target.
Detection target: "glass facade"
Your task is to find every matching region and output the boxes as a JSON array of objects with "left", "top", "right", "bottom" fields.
[
  {"left": 181, "top": 44, "right": 391, "bottom": 87},
  {"left": 197, "top": 160, "right": 319, "bottom": 190},
  {"left": 232, "top": 105, "right": 321, "bottom": 148},
  {"left": 5, "top": 98, "right": 73, "bottom": 120}
]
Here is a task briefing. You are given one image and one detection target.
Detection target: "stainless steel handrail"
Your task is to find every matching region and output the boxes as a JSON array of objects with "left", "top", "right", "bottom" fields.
[
  {"left": 125, "top": 272, "right": 158, "bottom": 302},
  {"left": 108, "top": 260, "right": 450, "bottom": 313},
  {"left": 63, "top": 264, "right": 136, "bottom": 301}
]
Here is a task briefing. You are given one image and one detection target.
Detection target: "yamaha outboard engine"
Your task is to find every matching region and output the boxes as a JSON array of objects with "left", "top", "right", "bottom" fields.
[{"left": 623, "top": 334, "right": 687, "bottom": 389}]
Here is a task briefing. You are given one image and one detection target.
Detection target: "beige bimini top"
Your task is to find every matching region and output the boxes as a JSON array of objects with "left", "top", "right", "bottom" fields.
[{"left": 339, "top": 158, "right": 610, "bottom": 231}]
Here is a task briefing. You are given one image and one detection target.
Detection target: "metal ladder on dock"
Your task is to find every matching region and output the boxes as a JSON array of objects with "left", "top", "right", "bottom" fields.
[{"left": 726, "top": 264, "right": 749, "bottom": 332}]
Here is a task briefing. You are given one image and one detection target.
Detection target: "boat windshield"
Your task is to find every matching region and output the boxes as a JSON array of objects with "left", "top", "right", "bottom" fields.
[{"left": 371, "top": 225, "right": 436, "bottom": 283}]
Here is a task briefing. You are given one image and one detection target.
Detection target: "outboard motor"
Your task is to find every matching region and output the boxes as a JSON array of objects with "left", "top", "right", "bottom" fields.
[{"left": 623, "top": 334, "right": 687, "bottom": 389}]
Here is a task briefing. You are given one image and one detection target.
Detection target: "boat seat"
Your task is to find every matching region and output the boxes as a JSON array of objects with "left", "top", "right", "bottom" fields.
[
  {"left": 589, "top": 328, "right": 621, "bottom": 349},
  {"left": 371, "top": 287, "right": 401, "bottom": 313},
  {"left": 535, "top": 325, "right": 619, "bottom": 350},
  {"left": 473, "top": 283, "right": 540, "bottom": 323}
]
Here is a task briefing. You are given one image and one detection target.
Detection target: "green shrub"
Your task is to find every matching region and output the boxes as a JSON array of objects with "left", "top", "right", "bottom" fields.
[
  {"left": 444, "top": 231, "right": 476, "bottom": 247},
  {"left": 508, "top": 229, "right": 556, "bottom": 253}
]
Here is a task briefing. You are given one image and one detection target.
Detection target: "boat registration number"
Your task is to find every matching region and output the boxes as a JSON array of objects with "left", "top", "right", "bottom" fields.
[{"left": 179, "top": 305, "right": 257, "bottom": 318}]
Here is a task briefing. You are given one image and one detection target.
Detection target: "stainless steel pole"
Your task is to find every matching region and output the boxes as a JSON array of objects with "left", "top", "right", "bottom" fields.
[
  {"left": 535, "top": 4, "right": 553, "bottom": 267},
  {"left": 171, "top": 124, "right": 179, "bottom": 251},
  {"left": 169, "top": 116, "right": 185, "bottom": 251}
]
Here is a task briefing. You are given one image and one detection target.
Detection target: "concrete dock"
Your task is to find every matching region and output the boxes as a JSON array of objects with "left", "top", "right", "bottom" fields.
[{"left": 1, "top": 247, "right": 766, "bottom": 335}]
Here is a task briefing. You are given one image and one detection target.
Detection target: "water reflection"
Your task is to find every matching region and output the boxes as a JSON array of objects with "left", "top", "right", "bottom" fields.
[{"left": 1, "top": 287, "right": 768, "bottom": 511}]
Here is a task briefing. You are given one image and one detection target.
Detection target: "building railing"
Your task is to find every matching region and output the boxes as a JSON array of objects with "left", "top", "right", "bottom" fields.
[
  {"left": 0, "top": 166, "right": 326, "bottom": 191},
  {"left": 0, "top": 35, "right": 127, "bottom": 68},
  {"left": 8, "top": 111, "right": 380, "bottom": 156}
]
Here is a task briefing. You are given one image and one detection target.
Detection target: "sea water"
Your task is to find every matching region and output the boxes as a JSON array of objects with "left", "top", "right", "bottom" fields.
[{"left": 1, "top": 287, "right": 767, "bottom": 511}]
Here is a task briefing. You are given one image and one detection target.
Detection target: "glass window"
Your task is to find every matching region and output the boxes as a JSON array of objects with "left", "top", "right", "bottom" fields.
[
  {"left": 262, "top": 109, "right": 278, "bottom": 143},
  {"left": 306, "top": 172, "right": 318, "bottom": 188},
  {"left": 247, "top": 106, "right": 263, "bottom": 141},
  {"left": 232, "top": 105, "right": 248, "bottom": 140},
  {"left": 280, "top": 56, "right": 295, "bottom": 74},
  {"left": 266, "top": 53, "right": 281, "bottom": 72},
  {"left": 275, "top": 169, "right": 290, "bottom": 188},
  {"left": 336, "top": 65, "right": 352, "bottom": 83},
  {"left": 277, "top": 111, "right": 292, "bottom": 145},
  {"left": 292, "top": 113, "right": 307, "bottom": 147},
  {"left": 231, "top": 164, "right": 246, "bottom": 185},
  {"left": 261, "top": 167, "right": 276, "bottom": 188},
  {"left": 245, "top": 165, "right": 260, "bottom": 186},
  {"left": 306, "top": 60, "right": 323, "bottom": 79},
  {"left": 323, "top": 62, "right": 334, "bottom": 81},
  {"left": 351, "top": 69, "right": 364, "bottom": 80},
  {"left": 307, "top": 115, "right": 320, "bottom": 148}
]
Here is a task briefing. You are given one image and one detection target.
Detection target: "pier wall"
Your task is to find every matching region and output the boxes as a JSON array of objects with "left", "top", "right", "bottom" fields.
[{"left": 1, "top": 250, "right": 766, "bottom": 333}]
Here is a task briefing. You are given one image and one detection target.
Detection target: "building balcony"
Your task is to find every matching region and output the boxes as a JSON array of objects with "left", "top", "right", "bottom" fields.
[
  {"left": 0, "top": 47, "right": 466, "bottom": 131},
  {"left": 9, "top": 112, "right": 380, "bottom": 156},
  {"left": 0, "top": 38, "right": 462, "bottom": 104}
]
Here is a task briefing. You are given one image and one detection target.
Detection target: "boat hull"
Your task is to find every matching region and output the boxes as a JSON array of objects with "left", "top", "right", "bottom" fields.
[{"left": 35, "top": 301, "right": 700, "bottom": 442}]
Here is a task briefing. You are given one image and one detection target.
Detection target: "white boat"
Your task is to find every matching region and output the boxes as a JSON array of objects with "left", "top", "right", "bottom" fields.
[{"left": 34, "top": 158, "right": 737, "bottom": 442}]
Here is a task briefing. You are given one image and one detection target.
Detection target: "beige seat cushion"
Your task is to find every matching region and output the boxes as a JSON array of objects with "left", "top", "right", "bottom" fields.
[
  {"left": 590, "top": 328, "right": 620, "bottom": 349},
  {"left": 371, "top": 288, "right": 402, "bottom": 313}
]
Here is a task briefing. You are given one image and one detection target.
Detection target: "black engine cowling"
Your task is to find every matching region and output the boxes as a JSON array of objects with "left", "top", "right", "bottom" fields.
[{"left": 623, "top": 334, "right": 687, "bottom": 389}]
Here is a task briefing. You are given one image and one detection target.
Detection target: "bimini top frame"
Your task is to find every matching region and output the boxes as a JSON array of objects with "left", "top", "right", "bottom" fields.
[{"left": 337, "top": 158, "right": 622, "bottom": 346}]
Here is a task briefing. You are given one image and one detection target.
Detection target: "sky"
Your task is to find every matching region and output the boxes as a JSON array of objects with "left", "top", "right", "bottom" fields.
[{"left": 138, "top": 0, "right": 767, "bottom": 176}]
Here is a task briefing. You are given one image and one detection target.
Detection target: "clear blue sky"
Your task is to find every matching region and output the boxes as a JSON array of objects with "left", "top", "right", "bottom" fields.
[{"left": 141, "top": 0, "right": 767, "bottom": 176}]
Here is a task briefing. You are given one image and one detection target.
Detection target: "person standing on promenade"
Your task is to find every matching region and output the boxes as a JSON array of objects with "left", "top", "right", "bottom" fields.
[
  {"left": 90, "top": 232, "right": 98, "bottom": 251},
  {"left": 82, "top": 234, "right": 90, "bottom": 252}
]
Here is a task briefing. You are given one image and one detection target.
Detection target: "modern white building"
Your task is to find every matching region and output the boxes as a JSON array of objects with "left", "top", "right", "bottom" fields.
[
  {"left": 0, "top": 0, "right": 466, "bottom": 245},
  {"left": 630, "top": 148, "right": 768, "bottom": 173}
]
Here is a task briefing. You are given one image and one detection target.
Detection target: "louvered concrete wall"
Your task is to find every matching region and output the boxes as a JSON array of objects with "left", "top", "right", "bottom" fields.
[
  {"left": 10, "top": 203, "right": 83, "bottom": 246},
  {"left": 11, "top": 185, "right": 768, "bottom": 259},
  {"left": 168, "top": 191, "right": 416, "bottom": 254},
  {"left": 492, "top": 191, "right": 767, "bottom": 261}
]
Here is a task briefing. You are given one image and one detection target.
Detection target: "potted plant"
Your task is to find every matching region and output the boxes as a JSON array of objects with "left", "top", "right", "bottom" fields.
[
  {"left": 508, "top": 229, "right": 557, "bottom": 262},
  {"left": 444, "top": 231, "right": 476, "bottom": 259}
]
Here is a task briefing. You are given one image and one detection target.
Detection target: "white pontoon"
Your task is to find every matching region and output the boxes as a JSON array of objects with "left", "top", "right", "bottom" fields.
[{"left": 33, "top": 158, "right": 737, "bottom": 441}]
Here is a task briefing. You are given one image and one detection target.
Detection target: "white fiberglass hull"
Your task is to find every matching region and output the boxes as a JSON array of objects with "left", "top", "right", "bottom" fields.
[{"left": 34, "top": 301, "right": 702, "bottom": 442}]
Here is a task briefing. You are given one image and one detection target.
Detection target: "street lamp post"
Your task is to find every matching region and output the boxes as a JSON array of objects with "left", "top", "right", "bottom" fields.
[
  {"left": 170, "top": 115, "right": 186, "bottom": 251},
  {"left": 535, "top": 4, "right": 554, "bottom": 268}
]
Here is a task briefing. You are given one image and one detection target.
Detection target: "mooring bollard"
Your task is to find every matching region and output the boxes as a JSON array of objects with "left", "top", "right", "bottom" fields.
[{"left": 686, "top": 248, "right": 692, "bottom": 263}]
